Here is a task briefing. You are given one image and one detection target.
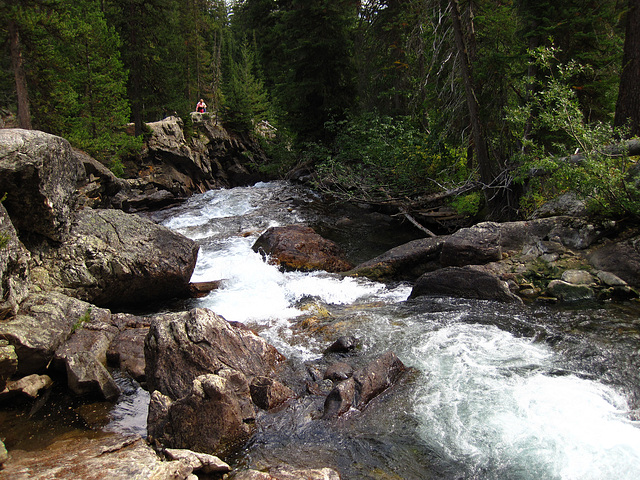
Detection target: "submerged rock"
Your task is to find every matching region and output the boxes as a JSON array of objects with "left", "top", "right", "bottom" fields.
[{"left": 323, "top": 351, "right": 406, "bottom": 419}]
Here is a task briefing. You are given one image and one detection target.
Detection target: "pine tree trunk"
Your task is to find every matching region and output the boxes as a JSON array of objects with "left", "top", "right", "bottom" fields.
[
  {"left": 9, "top": 19, "right": 31, "bottom": 130},
  {"left": 448, "top": 0, "right": 496, "bottom": 187},
  {"left": 615, "top": 0, "right": 640, "bottom": 137}
]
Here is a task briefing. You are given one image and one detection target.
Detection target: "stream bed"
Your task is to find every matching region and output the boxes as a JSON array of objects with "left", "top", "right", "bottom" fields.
[
  {"left": 148, "top": 181, "right": 640, "bottom": 480},
  {"left": 4, "top": 180, "right": 640, "bottom": 480}
]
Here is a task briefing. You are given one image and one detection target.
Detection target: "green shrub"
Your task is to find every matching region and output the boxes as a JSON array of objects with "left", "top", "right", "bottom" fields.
[
  {"left": 510, "top": 46, "right": 640, "bottom": 219},
  {"left": 311, "top": 112, "right": 470, "bottom": 202}
]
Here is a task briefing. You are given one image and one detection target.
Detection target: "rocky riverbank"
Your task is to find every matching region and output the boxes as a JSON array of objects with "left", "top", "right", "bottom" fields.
[{"left": 1, "top": 121, "right": 639, "bottom": 479}]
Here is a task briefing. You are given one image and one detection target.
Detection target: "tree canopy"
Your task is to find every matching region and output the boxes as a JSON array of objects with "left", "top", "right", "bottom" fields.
[{"left": 2, "top": 0, "right": 637, "bottom": 220}]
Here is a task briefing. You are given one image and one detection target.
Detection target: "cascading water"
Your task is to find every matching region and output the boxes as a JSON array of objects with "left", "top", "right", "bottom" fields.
[{"left": 144, "top": 181, "right": 640, "bottom": 479}]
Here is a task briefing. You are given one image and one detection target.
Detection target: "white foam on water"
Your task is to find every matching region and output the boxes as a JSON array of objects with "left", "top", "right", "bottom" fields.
[{"left": 409, "top": 322, "right": 640, "bottom": 479}]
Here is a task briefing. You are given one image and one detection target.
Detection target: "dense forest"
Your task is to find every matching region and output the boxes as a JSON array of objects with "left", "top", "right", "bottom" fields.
[{"left": 2, "top": 0, "right": 639, "bottom": 222}]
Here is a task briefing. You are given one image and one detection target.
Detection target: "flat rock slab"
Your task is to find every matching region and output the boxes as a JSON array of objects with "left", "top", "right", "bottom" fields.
[{"left": 0, "top": 433, "right": 193, "bottom": 480}]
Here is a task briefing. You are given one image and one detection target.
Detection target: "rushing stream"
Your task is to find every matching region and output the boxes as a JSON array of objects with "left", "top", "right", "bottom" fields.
[{"left": 141, "top": 181, "right": 640, "bottom": 480}]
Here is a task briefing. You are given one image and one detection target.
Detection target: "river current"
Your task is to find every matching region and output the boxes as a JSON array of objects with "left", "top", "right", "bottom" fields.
[{"left": 139, "top": 181, "right": 640, "bottom": 479}]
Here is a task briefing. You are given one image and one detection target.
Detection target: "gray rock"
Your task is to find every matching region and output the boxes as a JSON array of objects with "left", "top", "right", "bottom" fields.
[
  {"left": 409, "top": 266, "right": 522, "bottom": 303},
  {"left": 547, "top": 279, "right": 595, "bottom": 302},
  {"left": 249, "top": 376, "right": 296, "bottom": 410},
  {"left": 596, "top": 270, "right": 628, "bottom": 286},
  {"left": 107, "top": 326, "right": 149, "bottom": 382},
  {"left": 0, "top": 292, "right": 105, "bottom": 374},
  {"left": 440, "top": 222, "right": 503, "bottom": 266},
  {"left": 561, "top": 269, "right": 594, "bottom": 285},
  {"left": 149, "top": 372, "right": 256, "bottom": 457},
  {"left": 65, "top": 351, "right": 120, "bottom": 400},
  {"left": 348, "top": 236, "right": 445, "bottom": 281},
  {"left": 163, "top": 448, "right": 230, "bottom": 474},
  {"left": 0, "top": 129, "right": 84, "bottom": 242},
  {"left": 325, "top": 336, "right": 359, "bottom": 354},
  {"left": 33, "top": 208, "right": 199, "bottom": 307},
  {"left": 323, "top": 362, "right": 354, "bottom": 382},
  {"left": 2, "top": 373, "right": 53, "bottom": 399},
  {"left": 0, "top": 202, "right": 31, "bottom": 318},
  {"left": 588, "top": 237, "right": 640, "bottom": 287},
  {"left": 531, "top": 192, "right": 588, "bottom": 218},
  {"left": 323, "top": 351, "right": 406, "bottom": 419}
]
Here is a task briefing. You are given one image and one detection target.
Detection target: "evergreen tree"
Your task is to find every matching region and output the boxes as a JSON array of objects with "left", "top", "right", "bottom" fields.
[{"left": 223, "top": 37, "right": 270, "bottom": 131}]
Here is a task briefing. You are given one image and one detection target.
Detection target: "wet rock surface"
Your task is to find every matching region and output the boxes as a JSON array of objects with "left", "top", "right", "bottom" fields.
[{"left": 252, "top": 225, "right": 353, "bottom": 273}]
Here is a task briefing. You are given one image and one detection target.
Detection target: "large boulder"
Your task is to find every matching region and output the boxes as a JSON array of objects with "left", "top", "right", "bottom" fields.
[
  {"left": 31, "top": 208, "right": 199, "bottom": 307},
  {"left": 440, "top": 222, "right": 503, "bottom": 266},
  {"left": 348, "top": 236, "right": 445, "bottom": 281},
  {"left": 0, "top": 291, "right": 109, "bottom": 374},
  {"left": 145, "top": 308, "right": 286, "bottom": 401},
  {"left": 409, "top": 265, "right": 523, "bottom": 303},
  {"left": 252, "top": 225, "right": 353, "bottom": 273},
  {"left": 588, "top": 235, "right": 640, "bottom": 287},
  {"left": 148, "top": 371, "right": 257, "bottom": 457},
  {"left": 0, "top": 129, "right": 84, "bottom": 241},
  {"left": 0, "top": 202, "right": 31, "bottom": 318}
]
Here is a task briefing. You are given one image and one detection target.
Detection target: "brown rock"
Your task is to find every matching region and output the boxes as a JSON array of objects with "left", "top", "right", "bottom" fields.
[
  {"left": 250, "top": 376, "right": 296, "bottom": 410},
  {"left": 0, "top": 433, "right": 193, "bottom": 479},
  {"left": 145, "top": 308, "right": 285, "bottom": 401},
  {"left": 252, "top": 225, "right": 353, "bottom": 272},
  {"left": 149, "top": 372, "right": 256, "bottom": 457}
]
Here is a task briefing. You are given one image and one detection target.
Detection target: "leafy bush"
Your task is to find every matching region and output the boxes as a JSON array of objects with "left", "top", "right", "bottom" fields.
[
  {"left": 510, "top": 46, "right": 640, "bottom": 219},
  {"left": 311, "top": 112, "right": 470, "bottom": 202}
]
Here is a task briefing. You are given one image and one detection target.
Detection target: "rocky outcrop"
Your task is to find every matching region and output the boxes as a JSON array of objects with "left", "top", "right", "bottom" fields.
[
  {"left": 252, "top": 225, "right": 353, "bottom": 273},
  {"left": 31, "top": 208, "right": 198, "bottom": 308},
  {"left": 0, "top": 129, "right": 84, "bottom": 241},
  {"left": 0, "top": 202, "right": 31, "bottom": 319},
  {"left": 0, "top": 292, "right": 107, "bottom": 375},
  {"left": 105, "top": 115, "right": 268, "bottom": 212},
  {"left": 351, "top": 215, "right": 638, "bottom": 304}
]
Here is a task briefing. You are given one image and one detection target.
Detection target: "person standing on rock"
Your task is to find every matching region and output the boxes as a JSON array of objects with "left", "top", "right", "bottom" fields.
[{"left": 196, "top": 99, "right": 207, "bottom": 113}]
